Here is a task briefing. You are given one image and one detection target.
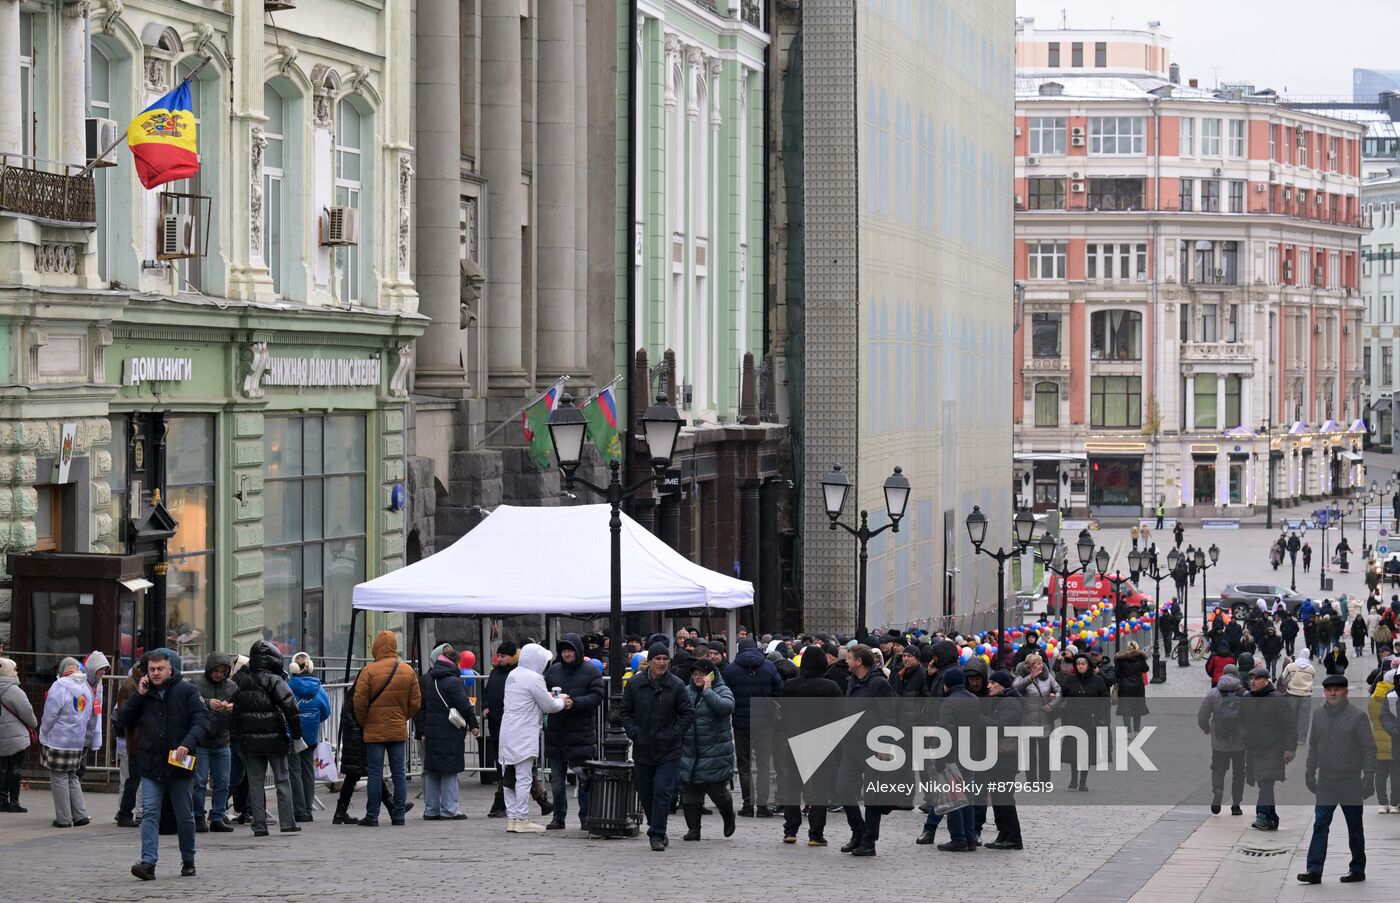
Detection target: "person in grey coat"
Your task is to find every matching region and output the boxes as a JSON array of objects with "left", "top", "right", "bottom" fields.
[
  {"left": 1298, "top": 674, "right": 1378, "bottom": 885},
  {"left": 678, "top": 659, "right": 736, "bottom": 841},
  {"left": 0, "top": 657, "right": 37, "bottom": 812},
  {"left": 1198, "top": 666, "right": 1248, "bottom": 815}
]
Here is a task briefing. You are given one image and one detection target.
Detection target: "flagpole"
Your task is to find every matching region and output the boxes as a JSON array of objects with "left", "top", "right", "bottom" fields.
[
  {"left": 77, "top": 55, "right": 214, "bottom": 179},
  {"left": 475, "top": 375, "right": 569, "bottom": 446},
  {"left": 580, "top": 374, "right": 624, "bottom": 407}
]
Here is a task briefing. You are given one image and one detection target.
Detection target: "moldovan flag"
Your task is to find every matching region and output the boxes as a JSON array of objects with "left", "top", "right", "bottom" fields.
[{"left": 127, "top": 82, "right": 199, "bottom": 190}]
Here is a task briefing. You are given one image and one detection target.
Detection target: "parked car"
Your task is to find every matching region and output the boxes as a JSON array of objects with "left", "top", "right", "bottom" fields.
[{"left": 1217, "top": 583, "right": 1307, "bottom": 618}]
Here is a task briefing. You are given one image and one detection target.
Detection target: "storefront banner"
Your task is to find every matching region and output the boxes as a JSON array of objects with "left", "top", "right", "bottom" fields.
[
  {"left": 124, "top": 357, "right": 194, "bottom": 385},
  {"left": 263, "top": 357, "right": 382, "bottom": 388}
]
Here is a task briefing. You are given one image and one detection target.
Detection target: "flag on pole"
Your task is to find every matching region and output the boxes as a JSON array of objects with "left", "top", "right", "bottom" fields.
[
  {"left": 127, "top": 82, "right": 199, "bottom": 190},
  {"left": 583, "top": 382, "right": 622, "bottom": 463},
  {"left": 521, "top": 381, "right": 566, "bottom": 469}
]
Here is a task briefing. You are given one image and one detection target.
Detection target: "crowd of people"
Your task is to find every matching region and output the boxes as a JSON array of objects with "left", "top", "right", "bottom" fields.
[{"left": 0, "top": 594, "right": 1393, "bottom": 881}]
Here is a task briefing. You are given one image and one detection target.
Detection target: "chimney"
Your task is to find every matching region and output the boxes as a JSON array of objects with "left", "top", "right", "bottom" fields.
[
  {"left": 739, "top": 352, "right": 759, "bottom": 425},
  {"left": 1169, "top": 62, "right": 1180, "bottom": 85},
  {"left": 1383, "top": 90, "right": 1400, "bottom": 122}
]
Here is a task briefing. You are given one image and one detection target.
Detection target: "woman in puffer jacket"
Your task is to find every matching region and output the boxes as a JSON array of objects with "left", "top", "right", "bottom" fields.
[
  {"left": 1013, "top": 653, "right": 1058, "bottom": 782},
  {"left": 0, "top": 657, "right": 37, "bottom": 812},
  {"left": 39, "top": 657, "right": 98, "bottom": 827},
  {"left": 678, "top": 659, "right": 736, "bottom": 841}
]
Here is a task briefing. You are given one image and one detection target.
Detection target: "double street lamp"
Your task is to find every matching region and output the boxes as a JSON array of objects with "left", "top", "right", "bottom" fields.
[
  {"left": 1096, "top": 547, "right": 1134, "bottom": 655},
  {"left": 547, "top": 392, "right": 681, "bottom": 836},
  {"left": 966, "top": 505, "right": 1036, "bottom": 664},
  {"left": 1286, "top": 530, "right": 1301, "bottom": 591},
  {"left": 1136, "top": 546, "right": 1172, "bottom": 682},
  {"left": 1037, "top": 528, "right": 1096, "bottom": 651},
  {"left": 1194, "top": 543, "right": 1221, "bottom": 633},
  {"left": 819, "top": 464, "right": 912, "bottom": 638}
]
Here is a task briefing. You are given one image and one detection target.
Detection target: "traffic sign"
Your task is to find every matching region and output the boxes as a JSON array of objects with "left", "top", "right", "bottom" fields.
[
  {"left": 1381, "top": 528, "right": 1390, "bottom": 538},
  {"left": 1381, "top": 544, "right": 1390, "bottom": 555}
]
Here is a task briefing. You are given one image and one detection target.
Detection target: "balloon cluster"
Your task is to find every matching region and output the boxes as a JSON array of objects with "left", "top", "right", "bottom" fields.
[{"left": 957, "top": 601, "right": 1162, "bottom": 661}]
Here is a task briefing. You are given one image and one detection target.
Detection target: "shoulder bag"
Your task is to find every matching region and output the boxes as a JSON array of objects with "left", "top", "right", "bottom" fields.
[{"left": 435, "top": 674, "right": 469, "bottom": 730}]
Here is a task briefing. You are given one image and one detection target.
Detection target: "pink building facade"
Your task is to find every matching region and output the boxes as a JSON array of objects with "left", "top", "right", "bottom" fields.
[{"left": 1012, "top": 20, "right": 1368, "bottom": 518}]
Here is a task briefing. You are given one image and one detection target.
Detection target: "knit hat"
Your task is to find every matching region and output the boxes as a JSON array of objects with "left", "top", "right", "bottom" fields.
[
  {"left": 0, "top": 657, "right": 16, "bottom": 678},
  {"left": 647, "top": 642, "right": 671, "bottom": 660},
  {"left": 495, "top": 641, "right": 518, "bottom": 657},
  {"left": 942, "top": 667, "right": 966, "bottom": 690},
  {"left": 737, "top": 637, "right": 758, "bottom": 652},
  {"left": 1222, "top": 664, "right": 1240, "bottom": 676},
  {"left": 291, "top": 652, "right": 314, "bottom": 675},
  {"left": 989, "top": 669, "right": 1015, "bottom": 689}
]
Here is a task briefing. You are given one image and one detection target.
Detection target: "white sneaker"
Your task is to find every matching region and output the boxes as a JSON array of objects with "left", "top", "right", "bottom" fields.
[
  {"left": 513, "top": 818, "right": 547, "bottom": 834},
  {"left": 506, "top": 818, "right": 519, "bottom": 832},
  {"left": 1381, "top": 805, "right": 1392, "bottom": 814}
]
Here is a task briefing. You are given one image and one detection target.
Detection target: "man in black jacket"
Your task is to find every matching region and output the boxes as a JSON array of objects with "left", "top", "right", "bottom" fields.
[
  {"left": 840, "top": 645, "right": 895, "bottom": 857},
  {"left": 187, "top": 652, "right": 237, "bottom": 833},
  {"left": 118, "top": 648, "right": 211, "bottom": 881},
  {"left": 724, "top": 638, "right": 784, "bottom": 817},
  {"left": 779, "top": 646, "right": 843, "bottom": 845},
  {"left": 542, "top": 634, "right": 605, "bottom": 829},
  {"left": 1299, "top": 674, "right": 1377, "bottom": 884},
  {"left": 230, "top": 640, "right": 302, "bottom": 838},
  {"left": 622, "top": 645, "right": 696, "bottom": 851}
]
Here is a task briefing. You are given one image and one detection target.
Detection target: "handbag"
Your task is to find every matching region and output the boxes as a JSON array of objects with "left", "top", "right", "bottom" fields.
[
  {"left": 313, "top": 739, "right": 340, "bottom": 783},
  {"left": 928, "top": 762, "right": 971, "bottom": 815},
  {"left": 1, "top": 694, "right": 37, "bottom": 747},
  {"left": 435, "top": 675, "right": 469, "bottom": 730}
]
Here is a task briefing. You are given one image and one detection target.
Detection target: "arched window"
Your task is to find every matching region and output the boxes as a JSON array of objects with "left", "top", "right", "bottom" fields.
[
  {"left": 335, "top": 99, "right": 364, "bottom": 304},
  {"left": 1090, "top": 309, "right": 1142, "bottom": 360},
  {"left": 1034, "top": 382, "right": 1059, "bottom": 427}
]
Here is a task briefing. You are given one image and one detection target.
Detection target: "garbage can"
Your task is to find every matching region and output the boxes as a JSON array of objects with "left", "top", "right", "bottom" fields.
[
  {"left": 583, "top": 759, "right": 639, "bottom": 838},
  {"left": 1321, "top": 576, "right": 1334, "bottom": 592}
]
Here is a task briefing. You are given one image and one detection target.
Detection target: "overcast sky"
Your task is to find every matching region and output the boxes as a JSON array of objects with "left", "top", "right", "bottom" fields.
[{"left": 1016, "top": 0, "right": 1396, "bottom": 98}]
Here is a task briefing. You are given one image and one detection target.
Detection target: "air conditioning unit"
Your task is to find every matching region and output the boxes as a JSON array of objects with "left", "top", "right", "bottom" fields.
[
  {"left": 1071, "top": 136, "right": 1085, "bottom": 147},
  {"left": 1255, "top": 183, "right": 1267, "bottom": 192},
  {"left": 322, "top": 206, "right": 359, "bottom": 246},
  {"left": 1215, "top": 268, "right": 1225, "bottom": 279},
  {"left": 1025, "top": 156, "right": 1038, "bottom": 165},
  {"left": 84, "top": 117, "right": 118, "bottom": 168},
  {"left": 1015, "top": 125, "right": 1023, "bottom": 137},
  {"left": 158, "top": 213, "right": 195, "bottom": 259},
  {"left": 264, "top": 0, "right": 298, "bottom": 9},
  {"left": 1071, "top": 126, "right": 1085, "bottom": 137},
  {"left": 1014, "top": 194, "right": 1025, "bottom": 206},
  {"left": 1212, "top": 167, "right": 1224, "bottom": 177},
  {"left": 1071, "top": 171, "right": 1084, "bottom": 181},
  {"left": 1071, "top": 182, "right": 1086, "bottom": 193}
]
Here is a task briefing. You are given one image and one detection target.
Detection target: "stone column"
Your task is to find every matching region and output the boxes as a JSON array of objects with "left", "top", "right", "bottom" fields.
[
  {"left": 0, "top": 0, "right": 20, "bottom": 156},
  {"left": 60, "top": 1, "right": 89, "bottom": 167},
  {"left": 1185, "top": 374, "right": 1196, "bottom": 431},
  {"left": 572, "top": 0, "right": 590, "bottom": 376},
  {"left": 413, "top": 0, "right": 469, "bottom": 394},
  {"left": 534, "top": 0, "right": 576, "bottom": 381},
  {"left": 481, "top": 0, "right": 528, "bottom": 390}
]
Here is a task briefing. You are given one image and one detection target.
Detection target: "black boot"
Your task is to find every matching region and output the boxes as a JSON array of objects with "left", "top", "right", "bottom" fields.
[
  {"left": 718, "top": 797, "right": 736, "bottom": 837},
  {"left": 682, "top": 804, "right": 702, "bottom": 841},
  {"left": 332, "top": 807, "right": 353, "bottom": 825},
  {"left": 531, "top": 779, "right": 553, "bottom": 817},
  {"left": 488, "top": 786, "right": 507, "bottom": 818}
]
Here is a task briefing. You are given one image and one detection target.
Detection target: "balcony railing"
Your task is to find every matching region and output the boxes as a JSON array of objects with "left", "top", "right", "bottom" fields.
[
  {"left": 1180, "top": 341, "right": 1254, "bottom": 363},
  {"left": 0, "top": 155, "right": 96, "bottom": 226}
]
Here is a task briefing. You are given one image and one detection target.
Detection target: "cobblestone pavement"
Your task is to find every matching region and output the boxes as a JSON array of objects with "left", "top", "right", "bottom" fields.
[{"left": 5, "top": 525, "right": 1396, "bottom": 902}]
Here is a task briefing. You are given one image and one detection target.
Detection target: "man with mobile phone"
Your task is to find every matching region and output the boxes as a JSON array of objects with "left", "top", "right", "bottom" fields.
[{"left": 118, "top": 648, "right": 211, "bottom": 881}]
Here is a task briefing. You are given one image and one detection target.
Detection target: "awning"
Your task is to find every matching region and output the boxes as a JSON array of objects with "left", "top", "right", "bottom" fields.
[
  {"left": 1320, "top": 419, "right": 1341, "bottom": 433},
  {"left": 1348, "top": 419, "right": 1369, "bottom": 434},
  {"left": 119, "top": 577, "right": 154, "bottom": 592},
  {"left": 1013, "top": 452, "right": 1087, "bottom": 462},
  {"left": 1370, "top": 398, "right": 1392, "bottom": 413},
  {"left": 1338, "top": 450, "right": 1363, "bottom": 462}
]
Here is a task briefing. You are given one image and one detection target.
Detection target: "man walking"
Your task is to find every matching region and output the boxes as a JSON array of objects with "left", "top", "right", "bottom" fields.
[
  {"left": 622, "top": 644, "right": 695, "bottom": 851},
  {"left": 119, "top": 649, "right": 211, "bottom": 880},
  {"left": 353, "top": 630, "right": 421, "bottom": 827},
  {"left": 1297, "top": 674, "right": 1377, "bottom": 885},
  {"left": 723, "top": 637, "right": 783, "bottom": 817},
  {"left": 187, "top": 652, "right": 237, "bottom": 833},
  {"left": 542, "top": 634, "right": 604, "bottom": 829},
  {"left": 231, "top": 641, "right": 303, "bottom": 836},
  {"left": 840, "top": 644, "right": 894, "bottom": 856},
  {"left": 1241, "top": 667, "right": 1295, "bottom": 831},
  {"left": 1198, "top": 664, "right": 1247, "bottom": 816}
]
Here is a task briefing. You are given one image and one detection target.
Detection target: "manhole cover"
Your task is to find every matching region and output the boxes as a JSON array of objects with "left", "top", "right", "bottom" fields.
[{"left": 1238, "top": 846, "right": 1290, "bottom": 857}]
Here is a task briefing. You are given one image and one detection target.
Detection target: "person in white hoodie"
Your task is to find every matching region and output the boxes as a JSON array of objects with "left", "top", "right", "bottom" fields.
[
  {"left": 1280, "top": 650, "right": 1317, "bottom": 744},
  {"left": 40, "top": 657, "right": 98, "bottom": 827},
  {"left": 83, "top": 651, "right": 110, "bottom": 752},
  {"left": 0, "top": 657, "right": 38, "bottom": 812},
  {"left": 498, "top": 643, "right": 568, "bottom": 834}
]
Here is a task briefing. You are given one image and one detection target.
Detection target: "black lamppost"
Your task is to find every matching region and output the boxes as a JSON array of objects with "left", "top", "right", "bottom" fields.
[
  {"left": 1096, "top": 547, "right": 1134, "bottom": 655},
  {"left": 1286, "top": 530, "right": 1301, "bottom": 591},
  {"left": 966, "top": 505, "right": 1036, "bottom": 663},
  {"left": 820, "top": 464, "right": 913, "bottom": 639},
  {"left": 1194, "top": 543, "right": 1221, "bottom": 630},
  {"left": 1167, "top": 547, "right": 1190, "bottom": 666},
  {"left": 1318, "top": 506, "right": 1333, "bottom": 590},
  {"left": 547, "top": 393, "right": 681, "bottom": 836},
  {"left": 1038, "top": 528, "right": 1096, "bottom": 650},
  {"left": 1138, "top": 546, "right": 1171, "bottom": 682}
]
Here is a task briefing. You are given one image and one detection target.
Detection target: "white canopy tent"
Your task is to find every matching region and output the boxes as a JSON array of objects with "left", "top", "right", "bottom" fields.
[{"left": 353, "top": 503, "right": 754, "bottom": 615}]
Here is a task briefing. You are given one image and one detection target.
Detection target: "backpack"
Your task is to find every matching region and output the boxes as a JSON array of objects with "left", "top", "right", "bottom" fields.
[{"left": 1214, "top": 694, "right": 1244, "bottom": 744}]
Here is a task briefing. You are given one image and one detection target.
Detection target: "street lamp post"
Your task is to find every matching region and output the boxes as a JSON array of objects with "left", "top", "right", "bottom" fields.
[
  {"left": 819, "top": 464, "right": 913, "bottom": 639},
  {"left": 1363, "top": 489, "right": 1376, "bottom": 560},
  {"left": 1318, "top": 507, "right": 1333, "bottom": 591},
  {"left": 1139, "top": 546, "right": 1171, "bottom": 682},
  {"left": 1286, "top": 530, "right": 1301, "bottom": 591},
  {"left": 1194, "top": 543, "right": 1221, "bottom": 632},
  {"left": 966, "top": 505, "right": 1036, "bottom": 665},
  {"left": 1169, "top": 548, "right": 1190, "bottom": 666},
  {"left": 1038, "top": 528, "right": 1096, "bottom": 651},
  {"left": 547, "top": 393, "right": 682, "bottom": 838},
  {"left": 1098, "top": 545, "right": 1137, "bottom": 655}
]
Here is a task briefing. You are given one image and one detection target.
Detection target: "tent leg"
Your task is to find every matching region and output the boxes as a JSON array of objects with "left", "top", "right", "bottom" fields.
[
  {"left": 661, "top": 615, "right": 673, "bottom": 646},
  {"left": 480, "top": 616, "right": 491, "bottom": 673},
  {"left": 726, "top": 609, "right": 737, "bottom": 646},
  {"left": 344, "top": 608, "right": 359, "bottom": 683},
  {"left": 546, "top": 616, "right": 556, "bottom": 655}
]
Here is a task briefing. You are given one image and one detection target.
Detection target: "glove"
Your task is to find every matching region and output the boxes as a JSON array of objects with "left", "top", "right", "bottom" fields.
[
  {"left": 1306, "top": 773, "right": 1317, "bottom": 794},
  {"left": 1362, "top": 778, "right": 1376, "bottom": 801}
]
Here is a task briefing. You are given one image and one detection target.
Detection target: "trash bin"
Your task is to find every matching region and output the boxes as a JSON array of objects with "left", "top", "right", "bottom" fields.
[
  {"left": 583, "top": 759, "right": 639, "bottom": 838},
  {"left": 1321, "top": 576, "right": 1334, "bottom": 592}
]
